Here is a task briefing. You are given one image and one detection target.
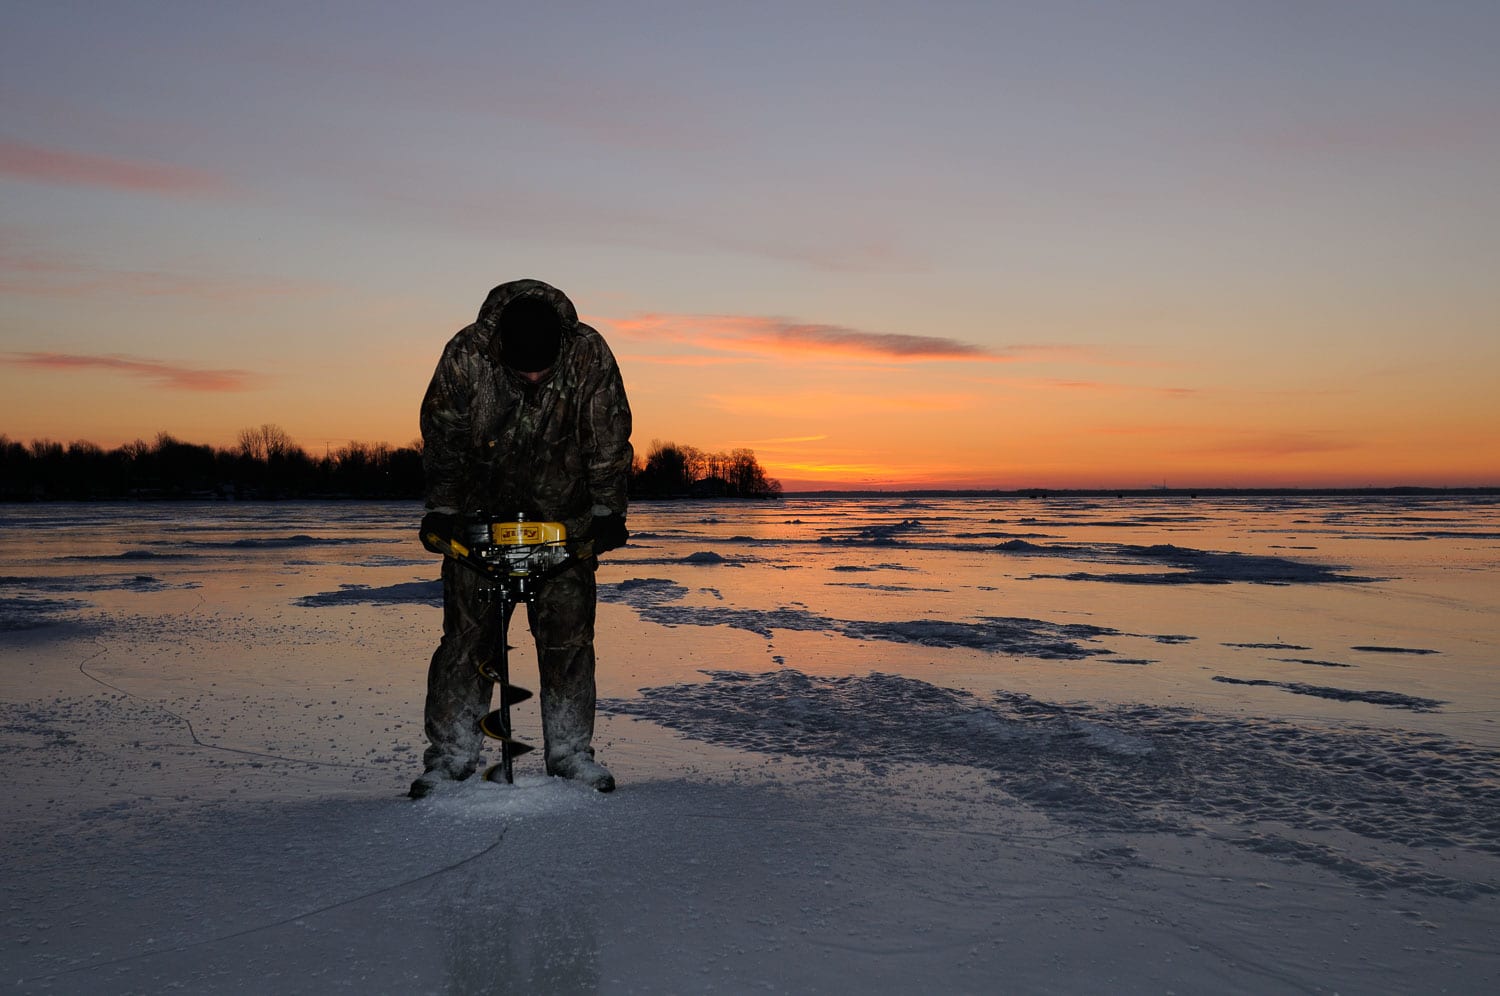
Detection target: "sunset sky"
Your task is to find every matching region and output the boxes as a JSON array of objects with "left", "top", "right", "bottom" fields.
[{"left": 4, "top": 2, "right": 1497, "bottom": 490}]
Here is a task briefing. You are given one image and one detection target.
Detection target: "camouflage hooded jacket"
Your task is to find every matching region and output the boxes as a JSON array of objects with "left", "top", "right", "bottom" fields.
[{"left": 420, "top": 279, "right": 633, "bottom": 537}]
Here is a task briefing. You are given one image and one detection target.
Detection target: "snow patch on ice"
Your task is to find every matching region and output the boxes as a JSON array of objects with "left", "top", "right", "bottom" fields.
[{"left": 603, "top": 669, "right": 1499, "bottom": 898}]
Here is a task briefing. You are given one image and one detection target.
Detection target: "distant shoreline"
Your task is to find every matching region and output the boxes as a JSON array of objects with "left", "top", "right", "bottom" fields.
[
  {"left": 2, "top": 486, "right": 1496, "bottom": 505},
  {"left": 778, "top": 486, "right": 1500, "bottom": 499}
]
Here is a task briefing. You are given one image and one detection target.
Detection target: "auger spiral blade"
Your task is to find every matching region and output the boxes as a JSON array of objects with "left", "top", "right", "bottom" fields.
[
  {"left": 479, "top": 710, "right": 537, "bottom": 752},
  {"left": 473, "top": 668, "right": 534, "bottom": 706},
  {"left": 482, "top": 759, "right": 530, "bottom": 784}
]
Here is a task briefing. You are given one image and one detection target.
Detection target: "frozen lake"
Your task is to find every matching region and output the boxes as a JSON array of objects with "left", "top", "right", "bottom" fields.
[{"left": 2, "top": 495, "right": 1497, "bottom": 992}]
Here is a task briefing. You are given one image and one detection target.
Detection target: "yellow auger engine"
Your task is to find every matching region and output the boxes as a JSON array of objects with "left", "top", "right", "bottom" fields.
[{"left": 420, "top": 513, "right": 587, "bottom": 785}]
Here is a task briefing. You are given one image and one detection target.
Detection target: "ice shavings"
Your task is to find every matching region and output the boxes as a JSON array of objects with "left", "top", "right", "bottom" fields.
[{"left": 603, "top": 669, "right": 1500, "bottom": 897}]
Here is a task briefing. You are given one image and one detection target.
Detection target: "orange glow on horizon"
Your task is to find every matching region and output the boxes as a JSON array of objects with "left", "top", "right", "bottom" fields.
[{"left": 3, "top": 317, "right": 1496, "bottom": 491}]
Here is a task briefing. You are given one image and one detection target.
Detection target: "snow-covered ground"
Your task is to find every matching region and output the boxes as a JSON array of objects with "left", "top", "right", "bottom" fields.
[{"left": 3, "top": 496, "right": 1498, "bottom": 993}]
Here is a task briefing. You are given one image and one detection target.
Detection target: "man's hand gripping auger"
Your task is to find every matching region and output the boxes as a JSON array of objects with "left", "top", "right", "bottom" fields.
[{"left": 420, "top": 512, "right": 596, "bottom": 785}]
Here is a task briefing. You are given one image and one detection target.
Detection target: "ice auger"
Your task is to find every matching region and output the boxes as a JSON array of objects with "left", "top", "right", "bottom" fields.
[{"left": 421, "top": 513, "right": 594, "bottom": 785}]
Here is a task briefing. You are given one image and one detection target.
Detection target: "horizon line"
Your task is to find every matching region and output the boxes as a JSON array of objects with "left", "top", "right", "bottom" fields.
[{"left": 3, "top": 430, "right": 1495, "bottom": 495}]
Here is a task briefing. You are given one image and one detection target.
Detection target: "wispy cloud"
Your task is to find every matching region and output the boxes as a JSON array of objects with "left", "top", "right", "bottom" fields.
[
  {"left": 610, "top": 314, "right": 996, "bottom": 363},
  {"left": 708, "top": 390, "right": 978, "bottom": 417},
  {"left": 3, "top": 352, "right": 263, "bottom": 392},
  {"left": 0, "top": 243, "right": 328, "bottom": 301},
  {"left": 734, "top": 434, "right": 830, "bottom": 446},
  {"left": 613, "top": 353, "right": 749, "bottom": 368},
  {"left": 1020, "top": 378, "right": 1199, "bottom": 398},
  {"left": 1179, "top": 432, "right": 1357, "bottom": 458},
  {"left": 0, "top": 139, "right": 228, "bottom": 196}
]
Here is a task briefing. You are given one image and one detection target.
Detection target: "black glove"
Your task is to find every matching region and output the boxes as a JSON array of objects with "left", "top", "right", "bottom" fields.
[
  {"left": 587, "top": 512, "right": 629, "bottom": 554},
  {"left": 419, "top": 510, "right": 460, "bottom": 555}
]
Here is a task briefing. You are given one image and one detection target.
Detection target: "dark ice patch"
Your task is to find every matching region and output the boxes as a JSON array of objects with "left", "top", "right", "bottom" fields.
[
  {"left": 295, "top": 580, "right": 442, "bottom": 608},
  {"left": 638, "top": 604, "right": 836, "bottom": 640},
  {"left": 610, "top": 551, "right": 757, "bottom": 568},
  {"left": 603, "top": 670, "right": 1499, "bottom": 898},
  {"left": 830, "top": 563, "right": 917, "bottom": 573},
  {"left": 1273, "top": 657, "right": 1355, "bottom": 669},
  {"left": 819, "top": 518, "right": 926, "bottom": 545},
  {"left": 682, "top": 551, "right": 741, "bottom": 566},
  {"left": 167, "top": 535, "right": 401, "bottom": 550},
  {"left": 598, "top": 578, "right": 690, "bottom": 609},
  {"left": 1212, "top": 676, "right": 1444, "bottom": 711},
  {"left": 995, "top": 539, "right": 1053, "bottom": 553},
  {"left": 1351, "top": 645, "right": 1439, "bottom": 655},
  {"left": 0, "top": 595, "right": 91, "bottom": 632},
  {"left": 840, "top": 617, "right": 1116, "bottom": 659},
  {"left": 354, "top": 554, "right": 433, "bottom": 568},
  {"left": 1224, "top": 642, "right": 1312, "bottom": 650},
  {"left": 1405, "top": 530, "right": 1500, "bottom": 539},
  {"left": 63, "top": 549, "right": 195, "bottom": 562},
  {"left": 826, "top": 582, "right": 946, "bottom": 593},
  {"left": 0, "top": 574, "right": 185, "bottom": 593},
  {"left": 1016, "top": 542, "right": 1374, "bottom": 585},
  {"left": 603, "top": 579, "right": 1178, "bottom": 660}
]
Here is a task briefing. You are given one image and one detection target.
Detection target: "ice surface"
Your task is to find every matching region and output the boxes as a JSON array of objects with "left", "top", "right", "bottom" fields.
[
  {"left": 2, "top": 496, "right": 1498, "bottom": 993},
  {"left": 0, "top": 595, "right": 91, "bottom": 632},
  {"left": 605, "top": 669, "right": 1494, "bottom": 894},
  {"left": 1210, "top": 675, "right": 1446, "bottom": 710}
]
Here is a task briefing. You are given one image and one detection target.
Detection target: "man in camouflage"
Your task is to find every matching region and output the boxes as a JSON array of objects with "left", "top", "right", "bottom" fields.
[{"left": 410, "top": 278, "right": 633, "bottom": 798}]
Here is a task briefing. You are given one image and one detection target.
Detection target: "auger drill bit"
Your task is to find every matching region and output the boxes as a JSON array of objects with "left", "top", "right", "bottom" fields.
[{"left": 476, "top": 588, "right": 534, "bottom": 784}]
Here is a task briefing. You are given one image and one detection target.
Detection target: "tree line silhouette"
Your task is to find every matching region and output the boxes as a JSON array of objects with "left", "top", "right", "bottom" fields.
[
  {"left": 0, "top": 427, "right": 780, "bottom": 501},
  {"left": 630, "top": 440, "right": 782, "bottom": 499}
]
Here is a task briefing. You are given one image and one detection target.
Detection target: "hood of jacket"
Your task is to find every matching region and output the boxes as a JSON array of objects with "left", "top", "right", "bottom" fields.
[{"left": 474, "top": 278, "right": 579, "bottom": 370}]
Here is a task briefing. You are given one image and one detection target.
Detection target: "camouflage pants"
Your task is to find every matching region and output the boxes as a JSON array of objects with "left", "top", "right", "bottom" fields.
[{"left": 422, "top": 556, "right": 598, "bottom": 778}]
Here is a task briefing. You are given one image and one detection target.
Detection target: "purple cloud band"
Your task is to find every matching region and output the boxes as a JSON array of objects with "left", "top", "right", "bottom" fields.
[
  {"left": 0, "top": 139, "right": 226, "bottom": 196},
  {"left": 3, "top": 352, "right": 262, "bottom": 392}
]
